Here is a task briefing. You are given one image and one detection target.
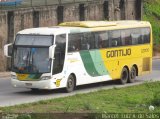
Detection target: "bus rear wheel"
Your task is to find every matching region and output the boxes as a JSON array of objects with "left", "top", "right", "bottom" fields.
[
  {"left": 120, "top": 67, "right": 129, "bottom": 84},
  {"left": 128, "top": 66, "right": 137, "bottom": 83},
  {"left": 65, "top": 74, "right": 76, "bottom": 93}
]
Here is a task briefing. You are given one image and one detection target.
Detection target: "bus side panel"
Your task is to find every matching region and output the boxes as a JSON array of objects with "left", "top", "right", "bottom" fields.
[
  {"left": 99, "top": 44, "right": 152, "bottom": 80},
  {"left": 66, "top": 52, "right": 112, "bottom": 86},
  {"left": 66, "top": 52, "right": 93, "bottom": 85},
  {"left": 65, "top": 45, "right": 151, "bottom": 85}
]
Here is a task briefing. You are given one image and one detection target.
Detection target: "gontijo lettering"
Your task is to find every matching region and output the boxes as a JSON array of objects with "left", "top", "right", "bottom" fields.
[{"left": 106, "top": 48, "right": 131, "bottom": 58}]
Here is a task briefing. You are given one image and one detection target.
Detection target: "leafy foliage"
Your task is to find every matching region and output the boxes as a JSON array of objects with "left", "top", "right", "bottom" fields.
[{"left": 143, "top": 0, "right": 160, "bottom": 44}]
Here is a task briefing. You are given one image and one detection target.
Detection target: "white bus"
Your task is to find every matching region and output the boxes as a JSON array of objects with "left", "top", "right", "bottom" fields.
[{"left": 4, "top": 21, "right": 152, "bottom": 92}]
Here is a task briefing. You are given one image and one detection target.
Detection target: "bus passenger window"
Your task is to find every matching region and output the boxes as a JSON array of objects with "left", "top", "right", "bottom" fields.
[
  {"left": 121, "top": 29, "right": 132, "bottom": 46},
  {"left": 94, "top": 31, "right": 109, "bottom": 49},
  {"left": 131, "top": 29, "right": 142, "bottom": 45},
  {"left": 131, "top": 33, "right": 139, "bottom": 45},
  {"left": 81, "top": 42, "right": 90, "bottom": 50},
  {"left": 141, "top": 28, "right": 150, "bottom": 43},
  {"left": 68, "top": 34, "right": 81, "bottom": 52},
  {"left": 99, "top": 31, "right": 109, "bottom": 48},
  {"left": 94, "top": 33, "right": 103, "bottom": 48},
  {"left": 81, "top": 32, "right": 94, "bottom": 50},
  {"left": 68, "top": 45, "right": 76, "bottom": 52},
  {"left": 94, "top": 33, "right": 100, "bottom": 49},
  {"left": 112, "top": 40, "right": 118, "bottom": 47},
  {"left": 109, "top": 30, "right": 121, "bottom": 47}
]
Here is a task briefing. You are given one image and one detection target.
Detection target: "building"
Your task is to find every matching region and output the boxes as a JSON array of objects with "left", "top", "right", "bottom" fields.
[{"left": 0, "top": 0, "right": 142, "bottom": 71}]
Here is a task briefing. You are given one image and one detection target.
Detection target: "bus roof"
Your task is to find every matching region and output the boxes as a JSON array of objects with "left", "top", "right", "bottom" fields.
[
  {"left": 18, "top": 20, "right": 151, "bottom": 35},
  {"left": 59, "top": 20, "right": 151, "bottom": 28},
  {"left": 17, "top": 27, "right": 70, "bottom": 35},
  {"left": 59, "top": 20, "right": 151, "bottom": 33},
  {"left": 59, "top": 21, "right": 117, "bottom": 28}
]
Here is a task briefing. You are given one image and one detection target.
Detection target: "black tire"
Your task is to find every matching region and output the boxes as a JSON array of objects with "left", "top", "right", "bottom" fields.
[
  {"left": 65, "top": 75, "right": 76, "bottom": 93},
  {"left": 128, "top": 66, "right": 137, "bottom": 83},
  {"left": 120, "top": 67, "right": 129, "bottom": 84}
]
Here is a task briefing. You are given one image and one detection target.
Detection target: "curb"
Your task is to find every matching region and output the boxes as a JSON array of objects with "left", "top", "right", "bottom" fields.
[
  {"left": 0, "top": 72, "right": 11, "bottom": 78},
  {"left": 153, "top": 56, "right": 160, "bottom": 60}
]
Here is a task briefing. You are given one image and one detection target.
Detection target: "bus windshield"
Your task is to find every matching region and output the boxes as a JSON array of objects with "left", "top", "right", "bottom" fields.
[
  {"left": 12, "top": 47, "right": 51, "bottom": 74},
  {"left": 12, "top": 35, "right": 53, "bottom": 74}
]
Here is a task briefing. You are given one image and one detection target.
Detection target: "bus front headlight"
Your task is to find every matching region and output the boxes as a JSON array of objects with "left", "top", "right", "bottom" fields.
[{"left": 40, "top": 76, "right": 51, "bottom": 80}]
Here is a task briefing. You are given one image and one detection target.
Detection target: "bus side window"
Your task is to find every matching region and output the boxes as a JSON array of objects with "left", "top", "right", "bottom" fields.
[
  {"left": 81, "top": 32, "right": 94, "bottom": 50},
  {"left": 94, "top": 33, "right": 100, "bottom": 49},
  {"left": 121, "top": 29, "right": 132, "bottom": 46},
  {"left": 99, "top": 31, "right": 109, "bottom": 48},
  {"left": 109, "top": 30, "right": 121, "bottom": 47},
  {"left": 141, "top": 28, "right": 150, "bottom": 44},
  {"left": 68, "top": 34, "right": 81, "bottom": 52},
  {"left": 131, "top": 29, "right": 142, "bottom": 45},
  {"left": 81, "top": 37, "right": 90, "bottom": 50},
  {"left": 94, "top": 31, "right": 109, "bottom": 49}
]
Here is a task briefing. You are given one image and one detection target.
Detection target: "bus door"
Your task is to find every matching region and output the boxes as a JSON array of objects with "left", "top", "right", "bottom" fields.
[{"left": 52, "top": 34, "right": 66, "bottom": 75}]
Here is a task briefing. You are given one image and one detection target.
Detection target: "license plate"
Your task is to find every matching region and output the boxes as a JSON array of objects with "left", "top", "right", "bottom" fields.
[{"left": 25, "top": 83, "right": 32, "bottom": 86}]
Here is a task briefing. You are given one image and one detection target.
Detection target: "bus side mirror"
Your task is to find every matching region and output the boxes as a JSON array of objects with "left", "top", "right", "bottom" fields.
[
  {"left": 4, "top": 43, "right": 13, "bottom": 57},
  {"left": 49, "top": 45, "right": 56, "bottom": 59}
]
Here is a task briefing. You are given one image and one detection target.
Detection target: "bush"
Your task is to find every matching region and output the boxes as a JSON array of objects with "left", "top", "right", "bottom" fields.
[
  {"left": 143, "top": 0, "right": 160, "bottom": 44},
  {"left": 152, "top": 91, "right": 160, "bottom": 106}
]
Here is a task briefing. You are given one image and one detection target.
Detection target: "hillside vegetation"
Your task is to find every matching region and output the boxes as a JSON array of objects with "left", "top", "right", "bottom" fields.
[{"left": 143, "top": 0, "right": 160, "bottom": 44}]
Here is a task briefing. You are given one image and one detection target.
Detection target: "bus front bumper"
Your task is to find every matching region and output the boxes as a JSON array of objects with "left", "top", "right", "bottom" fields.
[{"left": 11, "top": 78, "right": 61, "bottom": 90}]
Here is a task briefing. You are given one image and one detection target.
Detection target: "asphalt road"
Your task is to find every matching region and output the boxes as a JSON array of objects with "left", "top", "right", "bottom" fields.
[{"left": 0, "top": 59, "right": 160, "bottom": 107}]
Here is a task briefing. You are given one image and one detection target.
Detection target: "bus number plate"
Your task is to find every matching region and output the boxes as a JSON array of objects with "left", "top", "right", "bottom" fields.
[{"left": 25, "top": 83, "right": 32, "bottom": 86}]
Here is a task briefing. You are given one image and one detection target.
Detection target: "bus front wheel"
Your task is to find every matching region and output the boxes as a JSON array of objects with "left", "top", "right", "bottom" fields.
[
  {"left": 120, "top": 67, "right": 129, "bottom": 84},
  {"left": 65, "top": 74, "right": 76, "bottom": 93}
]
